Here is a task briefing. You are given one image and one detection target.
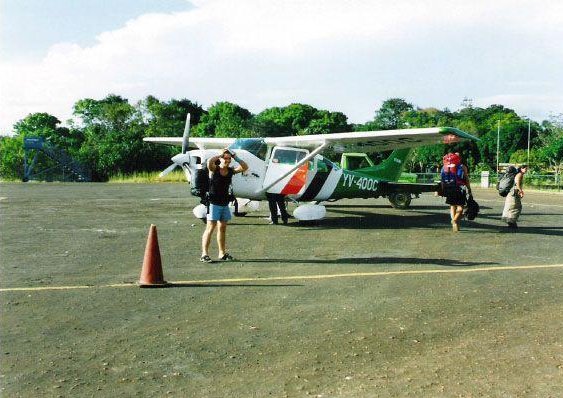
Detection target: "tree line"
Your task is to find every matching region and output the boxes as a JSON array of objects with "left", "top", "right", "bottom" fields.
[{"left": 1, "top": 95, "right": 562, "bottom": 181}]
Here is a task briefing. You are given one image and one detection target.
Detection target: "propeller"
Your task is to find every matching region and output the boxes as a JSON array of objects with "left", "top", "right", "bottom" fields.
[
  {"left": 182, "top": 113, "right": 190, "bottom": 154},
  {"left": 159, "top": 163, "right": 178, "bottom": 178},
  {"left": 159, "top": 113, "right": 191, "bottom": 178}
]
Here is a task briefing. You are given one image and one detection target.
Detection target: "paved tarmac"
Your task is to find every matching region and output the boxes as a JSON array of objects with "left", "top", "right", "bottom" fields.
[{"left": 1, "top": 183, "right": 562, "bottom": 396}]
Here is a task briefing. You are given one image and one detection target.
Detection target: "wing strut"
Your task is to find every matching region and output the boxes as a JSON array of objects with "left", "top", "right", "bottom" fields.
[{"left": 257, "top": 143, "right": 327, "bottom": 195}]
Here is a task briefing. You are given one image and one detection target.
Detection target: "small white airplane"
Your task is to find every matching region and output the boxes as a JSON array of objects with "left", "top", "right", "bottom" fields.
[{"left": 144, "top": 114, "right": 478, "bottom": 221}]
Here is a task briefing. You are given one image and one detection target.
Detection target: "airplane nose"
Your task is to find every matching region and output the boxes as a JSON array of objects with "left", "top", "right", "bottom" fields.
[{"left": 172, "top": 153, "right": 190, "bottom": 164}]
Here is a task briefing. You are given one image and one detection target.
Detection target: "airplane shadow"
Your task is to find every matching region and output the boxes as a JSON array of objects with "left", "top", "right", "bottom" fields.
[
  {"left": 312, "top": 208, "right": 563, "bottom": 236},
  {"left": 243, "top": 257, "right": 497, "bottom": 267},
  {"left": 301, "top": 208, "right": 445, "bottom": 230},
  {"left": 326, "top": 204, "right": 401, "bottom": 209},
  {"left": 324, "top": 204, "right": 494, "bottom": 211}
]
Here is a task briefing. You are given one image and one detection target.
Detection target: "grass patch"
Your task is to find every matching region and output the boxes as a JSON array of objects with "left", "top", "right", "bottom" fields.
[
  {"left": 108, "top": 170, "right": 186, "bottom": 183},
  {"left": 0, "top": 177, "right": 23, "bottom": 182}
]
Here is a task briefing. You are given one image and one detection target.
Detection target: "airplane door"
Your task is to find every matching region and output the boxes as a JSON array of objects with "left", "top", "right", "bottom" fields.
[{"left": 263, "top": 147, "right": 310, "bottom": 195}]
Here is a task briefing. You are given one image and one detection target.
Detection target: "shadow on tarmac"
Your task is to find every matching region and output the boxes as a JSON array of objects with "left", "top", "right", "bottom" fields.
[
  {"left": 494, "top": 226, "right": 563, "bottom": 236},
  {"left": 295, "top": 209, "right": 447, "bottom": 230},
  {"left": 303, "top": 208, "right": 563, "bottom": 236},
  {"left": 237, "top": 203, "right": 563, "bottom": 236},
  {"left": 243, "top": 257, "right": 497, "bottom": 267},
  {"left": 325, "top": 204, "right": 492, "bottom": 211},
  {"left": 166, "top": 283, "right": 303, "bottom": 288}
]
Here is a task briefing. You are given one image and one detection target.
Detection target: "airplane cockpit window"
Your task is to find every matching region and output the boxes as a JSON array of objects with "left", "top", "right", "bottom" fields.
[
  {"left": 346, "top": 157, "right": 371, "bottom": 170},
  {"left": 272, "top": 149, "right": 307, "bottom": 165},
  {"left": 229, "top": 139, "right": 268, "bottom": 160}
]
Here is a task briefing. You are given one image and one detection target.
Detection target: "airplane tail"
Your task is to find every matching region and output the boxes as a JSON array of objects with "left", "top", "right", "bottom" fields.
[{"left": 361, "top": 148, "right": 411, "bottom": 181}]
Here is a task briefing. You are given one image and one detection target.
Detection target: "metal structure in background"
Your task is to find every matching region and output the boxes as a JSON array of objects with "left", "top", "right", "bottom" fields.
[
  {"left": 405, "top": 172, "right": 561, "bottom": 192},
  {"left": 23, "top": 137, "right": 91, "bottom": 182}
]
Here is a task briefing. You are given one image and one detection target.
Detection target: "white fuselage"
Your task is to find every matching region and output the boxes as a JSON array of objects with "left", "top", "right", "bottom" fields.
[{"left": 174, "top": 146, "right": 343, "bottom": 202}]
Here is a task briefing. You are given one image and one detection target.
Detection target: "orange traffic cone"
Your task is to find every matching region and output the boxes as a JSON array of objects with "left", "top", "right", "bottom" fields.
[{"left": 139, "top": 224, "right": 168, "bottom": 287}]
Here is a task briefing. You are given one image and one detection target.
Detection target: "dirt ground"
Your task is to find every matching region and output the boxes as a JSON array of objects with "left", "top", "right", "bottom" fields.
[{"left": 1, "top": 183, "right": 562, "bottom": 397}]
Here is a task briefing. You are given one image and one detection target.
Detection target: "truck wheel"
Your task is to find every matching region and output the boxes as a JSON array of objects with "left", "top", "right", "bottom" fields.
[{"left": 389, "top": 193, "right": 412, "bottom": 209}]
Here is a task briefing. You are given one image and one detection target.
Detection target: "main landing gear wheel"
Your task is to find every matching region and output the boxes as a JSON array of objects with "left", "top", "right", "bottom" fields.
[{"left": 388, "top": 192, "right": 412, "bottom": 209}]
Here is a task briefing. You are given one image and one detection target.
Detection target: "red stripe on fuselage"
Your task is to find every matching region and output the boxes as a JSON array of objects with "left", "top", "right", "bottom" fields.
[{"left": 280, "top": 164, "right": 308, "bottom": 195}]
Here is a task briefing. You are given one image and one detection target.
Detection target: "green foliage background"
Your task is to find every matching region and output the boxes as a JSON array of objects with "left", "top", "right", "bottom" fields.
[{"left": 1, "top": 95, "right": 562, "bottom": 181}]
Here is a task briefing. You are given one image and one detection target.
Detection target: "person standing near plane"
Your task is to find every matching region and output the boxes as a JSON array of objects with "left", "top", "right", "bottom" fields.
[
  {"left": 201, "top": 149, "right": 248, "bottom": 262},
  {"left": 266, "top": 193, "right": 289, "bottom": 225},
  {"left": 440, "top": 153, "right": 471, "bottom": 232},
  {"left": 501, "top": 164, "right": 528, "bottom": 230}
]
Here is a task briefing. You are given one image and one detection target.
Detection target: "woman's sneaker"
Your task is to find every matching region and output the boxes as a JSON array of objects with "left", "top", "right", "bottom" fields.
[
  {"left": 219, "top": 253, "right": 234, "bottom": 261},
  {"left": 200, "top": 255, "right": 213, "bottom": 263}
]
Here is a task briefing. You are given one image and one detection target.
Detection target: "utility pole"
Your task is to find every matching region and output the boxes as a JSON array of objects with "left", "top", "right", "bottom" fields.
[
  {"left": 496, "top": 119, "right": 500, "bottom": 173},
  {"left": 527, "top": 118, "right": 531, "bottom": 165}
]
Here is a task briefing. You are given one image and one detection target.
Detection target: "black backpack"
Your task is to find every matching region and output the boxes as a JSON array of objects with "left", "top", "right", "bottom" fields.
[
  {"left": 191, "top": 165, "right": 235, "bottom": 206},
  {"left": 465, "top": 195, "right": 480, "bottom": 220},
  {"left": 497, "top": 166, "right": 518, "bottom": 197},
  {"left": 191, "top": 166, "right": 210, "bottom": 204}
]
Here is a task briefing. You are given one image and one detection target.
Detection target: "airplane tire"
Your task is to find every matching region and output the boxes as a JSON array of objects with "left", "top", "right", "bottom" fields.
[{"left": 389, "top": 193, "right": 412, "bottom": 209}]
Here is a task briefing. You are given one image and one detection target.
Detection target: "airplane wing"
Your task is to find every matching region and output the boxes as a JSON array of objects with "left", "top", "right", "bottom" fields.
[
  {"left": 143, "top": 136, "right": 235, "bottom": 150},
  {"left": 263, "top": 127, "right": 478, "bottom": 153}
]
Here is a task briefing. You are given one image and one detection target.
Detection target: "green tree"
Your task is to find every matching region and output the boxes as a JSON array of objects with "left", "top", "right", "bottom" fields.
[
  {"left": 141, "top": 96, "right": 205, "bottom": 137},
  {"left": 12, "top": 113, "right": 83, "bottom": 153},
  {"left": 304, "top": 110, "right": 349, "bottom": 135},
  {"left": 72, "top": 95, "right": 148, "bottom": 180},
  {"left": 0, "top": 135, "right": 24, "bottom": 180},
  {"left": 193, "top": 102, "right": 253, "bottom": 138},
  {"left": 408, "top": 145, "right": 444, "bottom": 172},
  {"left": 536, "top": 114, "right": 563, "bottom": 173},
  {"left": 253, "top": 104, "right": 349, "bottom": 137},
  {"left": 508, "top": 149, "right": 540, "bottom": 166},
  {"left": 253, "top": 104, "right": 316, "bottom": 136},
  {"left": 374, "top": 98, "right": 414, "bottom": 130},
  {"left": 9, "top": 112, "right": 79, "bottom": 180},
  {"left": 138, "top": 96, "right": 206, "bottom": 170}
]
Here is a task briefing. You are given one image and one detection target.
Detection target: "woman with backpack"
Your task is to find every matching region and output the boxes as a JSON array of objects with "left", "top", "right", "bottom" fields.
[
  {"left": 440, "top": 153, "right": 472, "bottom": 232},
  {"left": 200, "top": 149, "right": 248, "bottom": 263},
  {"left": 501, "top": 164, "right": 528, "bottom": 230}
]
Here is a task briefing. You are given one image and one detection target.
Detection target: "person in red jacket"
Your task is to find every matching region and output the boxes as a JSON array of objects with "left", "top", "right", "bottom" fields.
[{"left": 440, "top": 153, "right": 472, "bottom": 232}]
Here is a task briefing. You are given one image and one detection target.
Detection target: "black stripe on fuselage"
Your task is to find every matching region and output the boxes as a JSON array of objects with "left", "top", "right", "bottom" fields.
[{"left": 299, "top": 171, "right": 331, "bottom": 201}]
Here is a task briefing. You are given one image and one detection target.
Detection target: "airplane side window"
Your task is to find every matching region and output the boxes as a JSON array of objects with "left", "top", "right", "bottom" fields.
[
  {"left": 347, "top": 157, "right": 370, "bottom": 170},
  {"left": 295, "top": 152, "right": 306, "bottom": 163},
  {"left": 274, "top": 149, "right": 292, "bottom": 164},
  {"left": 272, "top": 149, "right": 308, "bottom": 165}
]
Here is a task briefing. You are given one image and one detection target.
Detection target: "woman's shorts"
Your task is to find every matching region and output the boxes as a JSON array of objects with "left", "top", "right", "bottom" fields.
[{"left": 207, "top": 204, "right": 232, "bottom": 221}]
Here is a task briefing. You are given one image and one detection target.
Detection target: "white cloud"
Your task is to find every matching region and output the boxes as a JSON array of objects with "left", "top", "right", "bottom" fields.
[{"left": 1, "top": 0, "right": 562, "bottom": 135}]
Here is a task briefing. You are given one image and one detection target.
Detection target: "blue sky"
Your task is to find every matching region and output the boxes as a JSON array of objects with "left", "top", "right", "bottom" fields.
[
  {"left": 1, "top": 0, "right": 562, "bottom": 135},
  {"left": 0, "top": 0, "right": 190, "bottom": 59}
]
